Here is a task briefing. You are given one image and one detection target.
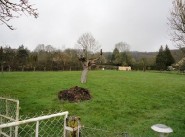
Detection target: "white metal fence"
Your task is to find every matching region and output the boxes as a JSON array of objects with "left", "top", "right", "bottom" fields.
[
  {"left": 0, "top": 112, "right": 69, "bottom": 137},
  {"left": 0, "top": 97, "right": 19, "bottom": 137},
  {"left": 0, "top": 97, "right": 71, "bottom": 137}
]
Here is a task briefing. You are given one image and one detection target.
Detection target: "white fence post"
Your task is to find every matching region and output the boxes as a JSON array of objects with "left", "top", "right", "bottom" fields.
[
  {"left": 35, "top": 121, "right": 39, "bottom": 137},
  {"left": 15, "top": 99, "right": 19, "bottom": 137},
  {"left": 63, "top": 113, "right": 68, "bottom": 137}
]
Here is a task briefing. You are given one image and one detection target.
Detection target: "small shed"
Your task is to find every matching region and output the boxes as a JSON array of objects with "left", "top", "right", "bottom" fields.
[{"left": 118, "top": 66, "right": 131, "bottom": 71}]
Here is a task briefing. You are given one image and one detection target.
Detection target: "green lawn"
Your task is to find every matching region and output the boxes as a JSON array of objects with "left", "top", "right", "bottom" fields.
[{"left": 0, "top": 71, "right": 185, "bottom": 136}]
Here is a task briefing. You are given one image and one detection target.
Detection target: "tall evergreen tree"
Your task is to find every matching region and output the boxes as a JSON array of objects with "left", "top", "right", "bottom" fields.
[
  {"left": 156, "top": 45, "right": 175, "bottom": 70},
  {"left": 156, "top": 46, "right": 166, "bottom": 70},
  {"left": 164, "top": 45, "right": 175, "bottom": 66}
]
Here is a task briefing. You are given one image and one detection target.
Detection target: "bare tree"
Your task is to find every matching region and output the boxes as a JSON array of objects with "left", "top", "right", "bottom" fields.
[
  {"left": 115, "top": 42, "right": 131, "bottom": 66},
  {"left": 0, "top": 0, "right": 38, "bottom": 30},
  {"left": 45, "top": 45, "right": 56, "bottom": 53},
  {"left": 76, "top": 33, "right": 102, "bottom": 83},
  {"left": 115, "top": 42, "right": 130, "bottom": 53},
  {"left": 169, "top": 0, "right": 185, "bottom": 54},
  {"left": 34, "top": 44, "right": 45, "bottom": 52}
]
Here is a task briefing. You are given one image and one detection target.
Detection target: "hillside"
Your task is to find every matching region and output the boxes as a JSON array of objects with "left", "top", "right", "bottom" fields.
[{"left": 103, "top": 49, "right": 184, "bottom": 64}]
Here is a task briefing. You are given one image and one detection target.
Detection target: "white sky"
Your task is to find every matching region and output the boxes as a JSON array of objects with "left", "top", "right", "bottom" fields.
[{"left": 0, "top": 0, "right": 175, "bottom": 52}]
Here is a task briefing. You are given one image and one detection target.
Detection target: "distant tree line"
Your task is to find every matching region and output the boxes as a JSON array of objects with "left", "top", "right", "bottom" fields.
[
  {"left": 109, "top": 43, "right": 177, "bottom": 71},
  {"left": 0, "top": 44, "right": 82, "bottom": 72},
  {"left": 0, "top": 43, "right": 182, "bottom": 72}
]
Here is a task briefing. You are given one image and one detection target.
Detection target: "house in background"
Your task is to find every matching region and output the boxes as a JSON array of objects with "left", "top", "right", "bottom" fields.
[{"left": 118, "top": 66, "right": 131, "bottom": 71}]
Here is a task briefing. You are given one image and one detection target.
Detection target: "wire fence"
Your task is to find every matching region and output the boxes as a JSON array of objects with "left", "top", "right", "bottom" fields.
[
  {"left": 0, "top": 97, "right": 173, "bottom": 137},
  {"left": 18, "top": 112, "right": 68, "bottom": 137},
  {"left": 0, "top": 111, "right": 69, "bottom": 137},
  {"left": 0, "top": 97, "right": 69, "bottom": 137},
  {"left": 0, "top": 97, "right": 19, "bottom": 137}
]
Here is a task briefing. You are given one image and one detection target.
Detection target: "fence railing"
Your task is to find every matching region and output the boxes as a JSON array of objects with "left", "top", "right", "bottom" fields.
[
  {"left": 0, "top": 111, "right": 69, "bottom": 137},
  {"left": 0, "top": 97, "right": 70, "bottom": 137},
  {"left": 0, "top": 97, "right": 19, "bottom": 137}
]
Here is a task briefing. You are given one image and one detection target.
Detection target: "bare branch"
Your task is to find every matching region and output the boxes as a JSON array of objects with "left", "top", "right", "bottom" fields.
[
  {"left": 0, "top": 0, "right": 38, "bottom": 30},
  {"left": 76, "top": 33, "right": 101, "bottom": 59}
]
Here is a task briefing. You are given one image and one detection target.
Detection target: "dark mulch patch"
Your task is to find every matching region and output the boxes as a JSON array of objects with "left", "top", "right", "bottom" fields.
[{"left": 58, "top": 86, "right": 91, "bottom": 102}]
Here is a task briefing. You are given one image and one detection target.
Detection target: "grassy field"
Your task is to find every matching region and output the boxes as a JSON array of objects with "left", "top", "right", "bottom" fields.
[{"left": 0, "top": 71, "right": 185, "bottom": 136}]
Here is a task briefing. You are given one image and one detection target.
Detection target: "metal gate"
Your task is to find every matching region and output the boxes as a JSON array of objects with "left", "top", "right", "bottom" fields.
[
  {"left": 0, "top": 97, "right": 69, "bottom": 137},
  {"left": 0, "top": 97, "right": 19, "bottom": 137}
]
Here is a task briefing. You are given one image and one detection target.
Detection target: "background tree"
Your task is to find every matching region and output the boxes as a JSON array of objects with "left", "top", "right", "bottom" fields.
[
  {"left": 64, "top": 49, "right": 81, "bottom": 70},
  {"left": 0, "top": 0, "right": 38, "bottom": 30},
  {"left": 111, "top": 48, "right": 122, "bottom": 66},
  {"left": 45, "top": 45, "right": 55, "bottom": 53},
  {"left": 45, "top": 45, "right": 56, "bottom": 70},
  {"left": 16, "top": 45, "right": 29, "bottom": 71},
  {"left": 76, "top": 33, "right": 102, "bottom": 83},
  {"left": 156, "top": 46, "right": 166, "bottom": 70},
  {"left": 3, "top": 46, "right": 16, "bottom": 71},
  {"left": 29, "top": 52, "right": 38, "bottom": 71},
  {"left": 0, "top": 46, "right": 4, "bottom": 73},
  {"left": 34, "top": 44, "right": 56, "bottom": 71},
  {"left": 115, "top": 42, "right": 130, "bottom": 65},
  {"left": 102, "top": 52, "right": 112, "bottom": 65},
  {"left": 52, "top": 50, "right": 63, "bottom": 70},
  {"left": 34, "top": 44, "right": 45, "bottom": 52},
  {"left": 60, "top": 52, "right": 70, "bottom": 71},
  {"left": 168, "top": 0, "right": 185, "bottom": 54},
  {"left": 165, "top": 45, "right": 175, "bottom": 66},
  {"left": 141, "top": 57, "right": 147, "bottom": 72},
  {"left": 156, "top": 45, "right": 175, "bottom": 70}
]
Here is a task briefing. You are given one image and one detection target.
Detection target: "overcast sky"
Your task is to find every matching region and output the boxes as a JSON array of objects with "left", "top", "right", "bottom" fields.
[{"left": 0, "top": 0, "right": 175, "bottom": 52}]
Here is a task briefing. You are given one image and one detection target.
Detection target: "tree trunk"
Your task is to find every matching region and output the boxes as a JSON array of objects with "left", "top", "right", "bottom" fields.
[
  {"left": 22, "top": 66, "right": 24, "bottom": 71},
  {"left": 8, "top": 65, "right": 11, "bottom": 72},
  {"left": 81, "top": 67, "right": 88, "bottom": 83},
  {"left": 1, "top": 65, "right": 3, "bottom": 74},
  {"left": 79, "top": 52, "right": 102, "bottom": 83}
]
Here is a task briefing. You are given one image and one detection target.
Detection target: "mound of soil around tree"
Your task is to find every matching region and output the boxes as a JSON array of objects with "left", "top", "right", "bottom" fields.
[{"left": 58, "top": 86, "right": 91, "bottom": 102}]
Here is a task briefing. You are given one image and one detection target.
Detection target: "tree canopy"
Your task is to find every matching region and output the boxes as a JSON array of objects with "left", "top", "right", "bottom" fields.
[{"left": 76, "top": 32, "right": 101, "bottom": 60}]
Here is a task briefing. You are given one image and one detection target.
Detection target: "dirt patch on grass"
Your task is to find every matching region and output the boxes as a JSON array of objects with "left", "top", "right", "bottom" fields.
[{"left": 58, "top": 86, "right": 91, "bottom": 102}]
